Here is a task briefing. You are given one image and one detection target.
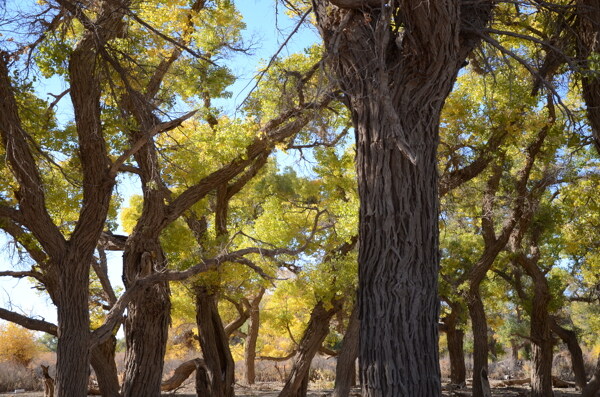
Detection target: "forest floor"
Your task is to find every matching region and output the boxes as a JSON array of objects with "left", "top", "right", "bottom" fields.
[{"left": 0, "top": 383, "right": 584, "bottom": 396}]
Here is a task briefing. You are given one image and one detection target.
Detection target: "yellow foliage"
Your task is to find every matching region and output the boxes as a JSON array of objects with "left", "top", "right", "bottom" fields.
[{"left": 0, "top": 323, "right": 41, "bottom": 366}]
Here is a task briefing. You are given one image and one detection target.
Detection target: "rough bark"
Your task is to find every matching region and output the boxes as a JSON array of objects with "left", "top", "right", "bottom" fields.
[
  {"left": 90, "top": 336, "right": 121, "bottom": 397},
  {"left": 576, "top": 0, "right": 600, "bottom": 153},
  {"left": 195, "top": 287, "right": 235, "bottom": 397},
  {"left": 244, "top": 288, "right": 265, "bottom": 385},
  {"left": 312, "top": 1, "right": 493, "bottom": 395},
  {"left": 332, "top": 304, "right": 359, "bottom": 397},
  {"left": 121, "top": 236, "right": 171, "bottom": 397},
  {"left": 279, "top": 299, "right": 342, "bottom": 397},
  {"left": 550, "top": 318, "right": 587, "bottom": 390}
]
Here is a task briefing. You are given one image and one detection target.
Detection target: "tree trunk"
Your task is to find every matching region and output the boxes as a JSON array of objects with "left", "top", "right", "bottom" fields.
[
  {"left": 582, "top": 353, "right": 600, "bottom": 397},
  {"left": 161, "top": 358, "right": 205, "bottom": 392},
  {"left": 122, "top": 241, "right": 171, "bottom": 397},
  {"left": 550, "top": 318, "right": 587, "bottom": 390},
  {"left": 278, "top": 300, "right": 342, "bottom": 397},
  {"left": 467, "top": 289, "right": 489, "bottom": 397},
  {"left": 195, "top": 286, "right": 235, "bottom": 397},
  {"left": 332, "top": 304, "right": 359, "bottom": 397},
  {"left": 446, "top": 323, "right": 466, "bottom": 385},
  {"left": 55, "top": 265, "right": 91, "bottom": 397},
  {"left": 529, "top": 285, "right": 554, "bottom": 397},
  {"left": 576, "top": 0, "right": 600, "bottom": 153},
  {"left": 90, "top": 335, "right": 121, "bottom": 397},
  {"left": 245, "top": 288, "right": 265, "bottom": 385},
  {"left": 312, "top": 2, "right": 493, "bottom": 395}
]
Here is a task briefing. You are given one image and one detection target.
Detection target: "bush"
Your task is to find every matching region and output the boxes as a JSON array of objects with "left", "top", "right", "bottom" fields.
[
  {"left": 0, "top": 323, "right": 41, "bottom": 366},
  {"left": 0, "top": 361, "right": 41, "bottom": 393}
]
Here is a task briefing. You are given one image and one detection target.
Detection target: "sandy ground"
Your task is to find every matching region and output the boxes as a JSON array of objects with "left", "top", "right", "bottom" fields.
[{"left": 0, "top": 384, "right": 584, "bottom": 397}]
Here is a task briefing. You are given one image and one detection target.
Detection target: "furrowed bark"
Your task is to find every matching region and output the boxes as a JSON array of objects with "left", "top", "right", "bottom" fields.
[
  {"left": 195, "top": 287, "right": 235, "bottom": 397},
  {"left": 312, "top": 1, "right": 493, "bottom": 394},
  {"left": 576, "top": 0, "right": 600, "bottom": 153}
]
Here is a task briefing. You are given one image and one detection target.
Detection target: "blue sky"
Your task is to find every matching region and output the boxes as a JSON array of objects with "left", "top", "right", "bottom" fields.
[{"left": 0, "top": 0, "right": 319, "bottom": 331}]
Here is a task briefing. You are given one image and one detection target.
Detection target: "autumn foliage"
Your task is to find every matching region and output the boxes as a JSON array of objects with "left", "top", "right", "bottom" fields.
[{"left": 0, "top": 323, "right": 40, "bottom": 366}]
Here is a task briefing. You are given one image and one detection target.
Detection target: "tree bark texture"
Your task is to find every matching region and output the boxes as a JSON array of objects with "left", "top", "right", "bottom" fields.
[
  {"left": 279, "top": 299, "right": 342, "bottom": 397},
  {"left": 122, "top": 239, "right": 171, "bottom": 397},
  {"left": 90, "top": 335, "right": 121, "bottom": 397},
  {"left": 195, "top": 287, "right": 235, "bottom": 397},
  {"left": 312, "top": 1, "right": 493, "bottom": 395},
  {"left": 332, "top": 304, "right": 359, "bottom": 397},
  {"left": 576, "top": 0, "right": 600, "bottom": 153},
  {"left": 55, "top": 266, "right": 92, "bottom": 397},
  {"left": 245, "top": 288, "right": 265, "bottom": 385}
]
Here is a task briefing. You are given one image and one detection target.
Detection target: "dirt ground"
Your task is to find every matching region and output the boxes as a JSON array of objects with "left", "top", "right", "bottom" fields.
[{"left": 0, "top": 384, "right": 584, "bottom": 396}]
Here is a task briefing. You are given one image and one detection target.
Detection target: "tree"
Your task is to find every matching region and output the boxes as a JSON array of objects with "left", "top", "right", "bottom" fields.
[
  {"left": 1, "top": 1, "right": 336, "bottom": 396},
  {"left": 310, "top": 2, "right": 493, "bottom": 395}
]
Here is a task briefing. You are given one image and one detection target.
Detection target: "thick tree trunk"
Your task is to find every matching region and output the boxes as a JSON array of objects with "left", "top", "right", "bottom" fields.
[
  {"left": 278, "top": 300, "right": 342, "bottom": 397},
  {"left": 467, "top": 289, "right": 489, "bottom": 397},
  {"left": 195, "top": 287, "right": 235, "bottom": 397},
  {"left": 122, "top": 241, "right": 171, "bottom": 397},
  {"left": 312, "top": 2, "right": 493, "bottom": 395},
  {"left": 90, "top": 335, "right": 121, "bottom": 397},
  {"left": 332, "top": 304, "right": 359, "bottom": 397},
  {"left": 245, "top": 288, "right": 265, "bottom": 385},
  {"left": 55, "top": 267, "right": 91, "bottom": 397},
  {"left": 354, "top": 96, "right": 442, "bottom": 397},
  {"left": 550, "top": 319, "right": 587, "bottom": 390}
]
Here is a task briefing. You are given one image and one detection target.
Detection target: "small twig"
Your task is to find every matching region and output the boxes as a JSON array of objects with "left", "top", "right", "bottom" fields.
[{"left": 236, "top": 8, "right": 312, "bottom": 111}]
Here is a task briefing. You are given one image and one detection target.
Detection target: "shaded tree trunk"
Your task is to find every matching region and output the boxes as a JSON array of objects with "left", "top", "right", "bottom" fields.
[
  {"left": 529, "top": 290, "right": 554, "bottom": 397},
  {"left": 467, "top": 289, "right": 489, "bottom": 397},
  {"left": 550, "top": 318, "right": 587, "bottom": 390},
  {"left": 312, "top": 2, "right": 493, "bottom": 395},
  {"left": 332, "top": 304, "right": 359, "bottom": 397},
  {"left": 161, "top": 358, "right": 205, "bottom": 392},
  {"left": 195, "top": 286, "right": 235, "bottom": 397},
  {"left": 442, "top": 303, "right": 466, "bottom": 385},
  {"left": 279, "top": 299, "right": 342, "bottom": 397},
  {"left": 245, "top": 288, "right": 265, "bottom": 385},
  {"left": 90, "top": 335, "right": 121, "bottom": 397},
  {"left": 582, "top": 353, "right": 600, "bottom": 397}
]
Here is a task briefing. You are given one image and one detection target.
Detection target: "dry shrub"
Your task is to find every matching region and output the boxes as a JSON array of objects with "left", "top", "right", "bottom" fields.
[
  {"left": 0, "top": 361, "right": 42, "bottom": 393},
  {"left": 439, "top": 354, "right": 451, "bottom": 381}
]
